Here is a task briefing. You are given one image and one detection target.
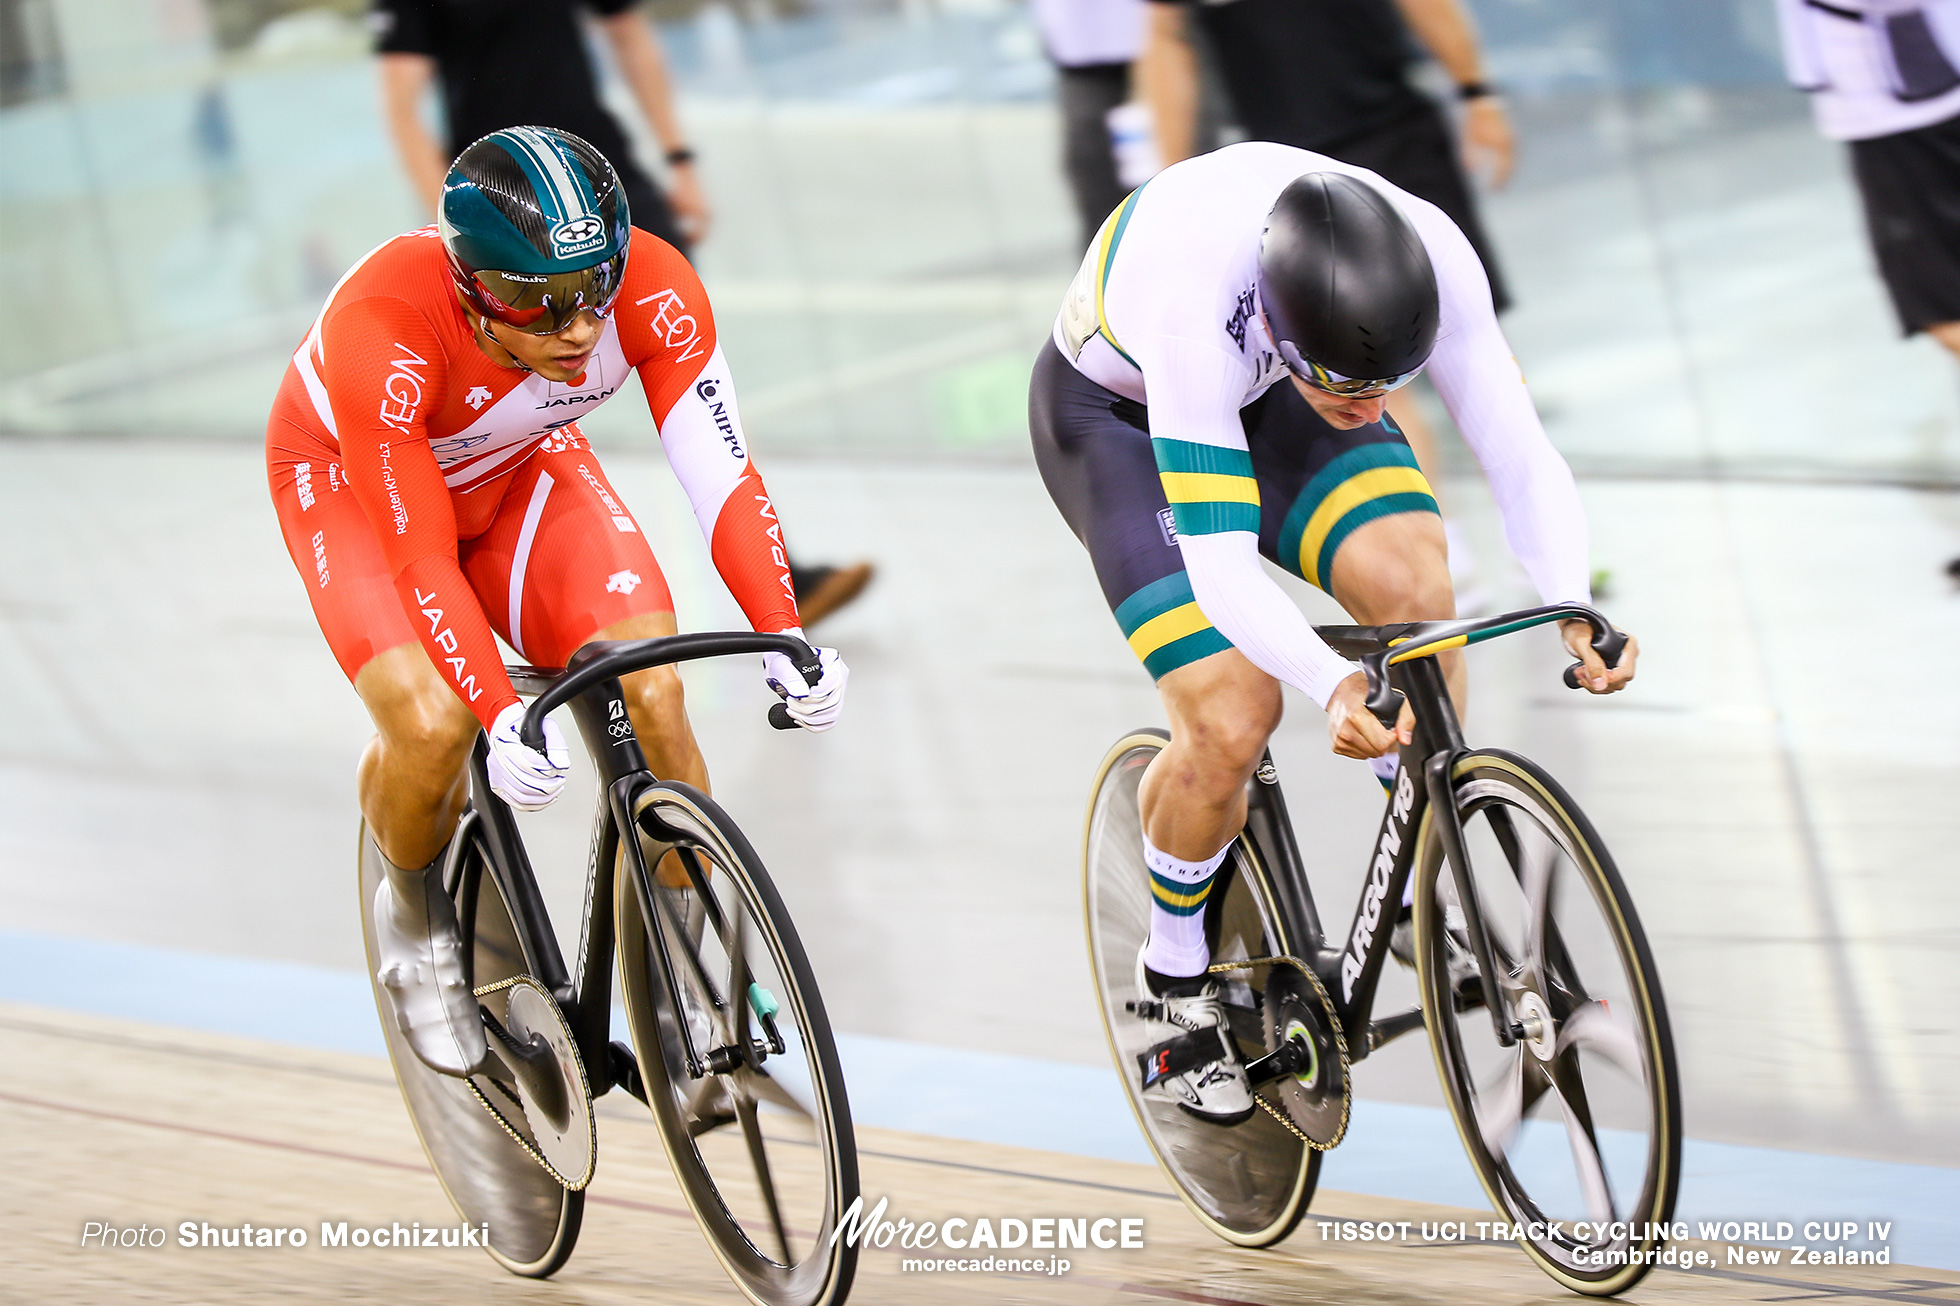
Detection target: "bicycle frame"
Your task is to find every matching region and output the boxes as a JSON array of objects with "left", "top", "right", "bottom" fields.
[
  {"left": 1239, "top": 602, "right": 1621, "bottom": 1058},
  {"left": 448, "top": 631, "right": 819, "bottom": 1099}
]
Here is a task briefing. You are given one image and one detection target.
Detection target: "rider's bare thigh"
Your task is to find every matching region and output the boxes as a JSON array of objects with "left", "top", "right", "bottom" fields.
[{"left": 1325, "top": 510, "right": 1454, "bottom": 625}]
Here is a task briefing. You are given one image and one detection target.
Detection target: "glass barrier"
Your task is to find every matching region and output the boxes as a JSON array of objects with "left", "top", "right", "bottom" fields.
[{"left": 1, "top": 0, "right": 1954, "bottom": 483}]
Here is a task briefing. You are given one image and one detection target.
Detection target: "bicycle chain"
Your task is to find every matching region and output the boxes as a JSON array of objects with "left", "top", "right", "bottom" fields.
[
  {"left": 1205, "top": 953, "right": 1352, "bottom": 1150},
  {"left": 464, "top": 975, "right": 596, "bottom": 1191}
]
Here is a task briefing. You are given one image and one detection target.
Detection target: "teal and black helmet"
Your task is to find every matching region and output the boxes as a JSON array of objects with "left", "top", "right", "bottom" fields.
[{"left": 438, "top": 126, "right": 632, "bottom": 335}]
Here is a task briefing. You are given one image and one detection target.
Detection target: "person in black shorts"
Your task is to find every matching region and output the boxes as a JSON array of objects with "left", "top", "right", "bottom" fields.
[
  {"left": 371, "top": 0, "right": 874, "bottom": 622},
  {"left": 374, "top": 0, "right": 704, "bottom": 251},
  {"left": 1138, "top": 0, "right": 1512, "bottom": 310},
  {"left": 1137, "top": 0, "right": 1520, "bottom": 609},
  {"left": 1774, "top": 0, "right": 1960, "bottom": 581}
]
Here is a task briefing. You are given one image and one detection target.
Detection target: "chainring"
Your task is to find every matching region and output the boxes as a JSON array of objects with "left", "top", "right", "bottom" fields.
[
  {"left": 468, "top": 974, "right": 597, "bottom": 1190},
  {"left": 1210, "top": 955, "right": 1351, "bottom": 1149}
]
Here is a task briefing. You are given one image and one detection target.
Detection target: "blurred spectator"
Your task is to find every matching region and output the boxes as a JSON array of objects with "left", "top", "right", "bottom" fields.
[
  {"left": 1775, "top": 0, "right": 1960, "bottom": 580},
  {"left": 374, "top": 0, "right": 707, "bottom": 248},
  {"left": 1776, "top": 4, "right": 1960, "bottom": 354},
  {"left": 371, "top": 0, "right": 873, "bottom": 623},
  {"left": 1031, "top": 0, "right": 1148, "bottom": 252},
  {"left": 1140, "top": 0, "right": 1518, "bottom": 611}
]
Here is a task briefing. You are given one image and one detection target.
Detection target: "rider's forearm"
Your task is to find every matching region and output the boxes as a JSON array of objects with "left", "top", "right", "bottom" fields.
[
  {"left": 391, "top": 554, "right": 522, "bottom": 728},
  {"left": 1429, "top": 339, "right": 1590, "bottom": 604},
  {"left": 643, "top": 343, "right": 800, "bottom": 633},
  {"left": 1420, "top": 229, "right": 1591, "bottom": 605},
  {"left": 1178, "top": 533, "right": 1358, "bottom": 708},
  {"left": 1484, "top": 447, "right": 1590, "bottom": 605}
]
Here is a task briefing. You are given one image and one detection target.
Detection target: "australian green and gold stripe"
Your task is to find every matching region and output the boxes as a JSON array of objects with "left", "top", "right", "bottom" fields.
[
  {"left": 1387, "top": 611, "right": 1582, "bottom": 665},
  {"left": 1150, "top": 868, "right": 1214, "bottom": 916},
  {"left": 1278, "top": 444, "right": 1438, "bottom": 590},
  {"left": 1153, "top": 437, "right": 1260, "bottom": 536},
  {"left": 1115, "top": 571, "right": 1232, "bottom": 680},
  {"left": 1092, "top": 187, "right": 1147, "bottom": 368}
]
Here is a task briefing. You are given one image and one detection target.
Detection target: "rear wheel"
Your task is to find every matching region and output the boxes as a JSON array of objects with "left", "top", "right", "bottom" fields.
[
  {"left": 1414, "top": 750, "right": 1681, "bottom": 1295},
  {"left": 1083, "top": 730, "right": 1320, "bottom": 1248},
  {"left": 358, "top": 815, "right": 582, "bottom": 1277},
  {"left": 616, "top": 782, "right": 858, "bottom": 1306}
]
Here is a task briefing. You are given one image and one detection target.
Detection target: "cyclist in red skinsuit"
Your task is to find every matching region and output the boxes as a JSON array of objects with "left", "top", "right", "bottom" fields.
[
  {"left": 266, "top": 127, "right": 846, "bottom": 1077},
  {"left": 269, "top": 223, "right": 797, "bottom": 730}
]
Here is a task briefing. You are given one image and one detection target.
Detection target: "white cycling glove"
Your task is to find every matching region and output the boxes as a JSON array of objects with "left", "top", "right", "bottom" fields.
[
  {"left": 762, "top": 631, "right": 849, "bottom": 733},
  {"left": 486, "top": 701, "right": 570, "bottom": 811}
]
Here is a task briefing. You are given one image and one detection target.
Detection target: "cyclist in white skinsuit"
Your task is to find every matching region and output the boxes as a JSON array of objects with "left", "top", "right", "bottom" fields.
[{"left": 1031, "top": 141, "right": 1638, "bottom": 1122}]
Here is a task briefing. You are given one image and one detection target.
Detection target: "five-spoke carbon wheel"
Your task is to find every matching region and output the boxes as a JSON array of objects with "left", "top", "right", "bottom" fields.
[
  {"left": 616, "top": 781, "right": 858, "bottom": 1306},
  {"left": 1414, "top": 750, "right": 1681, "bottom": 1295}
]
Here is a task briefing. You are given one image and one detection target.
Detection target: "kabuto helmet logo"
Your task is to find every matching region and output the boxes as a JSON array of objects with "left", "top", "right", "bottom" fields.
[{"left": 552, "top": 216, "right": 605, "bottom": 257}]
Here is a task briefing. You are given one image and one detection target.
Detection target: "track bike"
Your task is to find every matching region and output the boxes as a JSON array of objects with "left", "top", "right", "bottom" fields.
[
  {"left": 357, "top": 632, "right": 857, "bottom": 1306},
  {"left": 1084, "top": 604, "right": 1680, "bottom": 1296}
]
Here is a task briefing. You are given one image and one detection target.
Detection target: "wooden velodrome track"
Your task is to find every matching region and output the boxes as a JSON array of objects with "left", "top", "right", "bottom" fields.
[{"left": 4, "top": 1001, "right": 1952, "bottom": 1306}]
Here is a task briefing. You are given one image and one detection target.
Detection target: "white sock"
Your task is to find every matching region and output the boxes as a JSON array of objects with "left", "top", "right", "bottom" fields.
[{"left": 1141, "top": 835, "right": 1230, "bottom": 978}]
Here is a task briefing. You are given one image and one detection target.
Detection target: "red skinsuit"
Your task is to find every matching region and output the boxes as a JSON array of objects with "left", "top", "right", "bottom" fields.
[{"left": 266, "top": 226, "right": 798, "bottom": 728}]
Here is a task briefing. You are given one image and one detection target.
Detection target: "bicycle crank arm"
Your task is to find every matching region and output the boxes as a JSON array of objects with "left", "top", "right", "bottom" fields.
[
  {"left": 1243, "top": 1034, "right": 1314, "bottom": 1088},
  {"left": 1364, "top": 1007, "right": 1427, "bottom": 1053},
  {"left": 481, "top": 1008, "right": 571, "bottom": 1131},
  {"left": 607, "top": 1040, "right": 647, "bottom": 1104}
]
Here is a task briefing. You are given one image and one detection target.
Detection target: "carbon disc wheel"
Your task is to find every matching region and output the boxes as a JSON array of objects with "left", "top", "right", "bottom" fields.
[
  {"left": 358, "top": 817, "right": 583, "bottom": 1277},
  {"left": 1083, "top": 730, "right": 1320, "bottom": 1247}
]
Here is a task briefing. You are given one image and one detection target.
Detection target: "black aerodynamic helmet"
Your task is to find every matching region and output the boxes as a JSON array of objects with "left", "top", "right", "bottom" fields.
[{"left": 1258, "top": 172, "right": 1439, "bottom": 395}]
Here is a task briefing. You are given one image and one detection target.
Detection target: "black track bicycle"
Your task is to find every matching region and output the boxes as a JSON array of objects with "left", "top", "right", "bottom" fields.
[
  {"left": 357, "top": 632, "right": 857, "bottom": 1306},
  {"left": 1084, "top": 604, "right": 1680, "bottom": 1296}
]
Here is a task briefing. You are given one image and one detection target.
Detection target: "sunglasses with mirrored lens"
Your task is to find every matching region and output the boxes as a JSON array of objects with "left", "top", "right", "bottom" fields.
[
  {"left": 1277, "top": 340, "right": 1423, "bottom": 398},
  {"left": 473, "top": 256, "right": 625, "bottom": 335}
]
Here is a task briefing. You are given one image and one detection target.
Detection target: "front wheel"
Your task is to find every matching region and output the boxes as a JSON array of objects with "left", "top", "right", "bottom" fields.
[
  {"left": 616, "top": 781, "right": 858, "bottom": 1306},
  {"left": 1414, "top": 750, "right": 1681, "bottom": 1295}
]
